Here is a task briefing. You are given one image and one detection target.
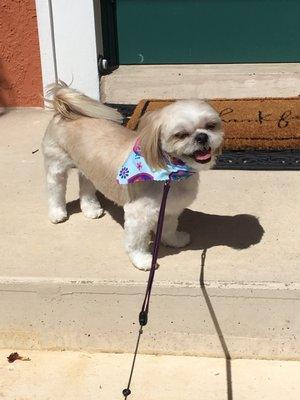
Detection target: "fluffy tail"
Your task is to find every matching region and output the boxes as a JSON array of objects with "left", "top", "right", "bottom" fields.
[{"left": 46, "top": 81, "right": 123, "bottom": 124}]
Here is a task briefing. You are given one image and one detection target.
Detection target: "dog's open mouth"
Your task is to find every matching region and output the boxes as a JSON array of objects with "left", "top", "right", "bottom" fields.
[{"left": 193, "top": 148, "right": 212, "bottom": 164}]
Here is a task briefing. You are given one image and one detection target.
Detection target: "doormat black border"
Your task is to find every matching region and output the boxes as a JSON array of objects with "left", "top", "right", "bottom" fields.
[{"left": 107, "top": 103, "right": 300, "bottom": 171}]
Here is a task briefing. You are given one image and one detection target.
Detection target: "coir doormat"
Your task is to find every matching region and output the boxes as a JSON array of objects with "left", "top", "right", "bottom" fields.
[{"left": 127, "top": 98, "right": 300, "bottom": 151}]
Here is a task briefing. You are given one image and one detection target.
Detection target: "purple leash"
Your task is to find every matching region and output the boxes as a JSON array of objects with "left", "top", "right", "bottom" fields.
[{"left": 122, "top": 180, "right": 171, "bottom": 399}]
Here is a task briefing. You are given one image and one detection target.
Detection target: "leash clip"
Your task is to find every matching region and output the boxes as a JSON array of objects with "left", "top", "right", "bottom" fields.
[{"left": 139, "top": 310, "right": 148, "bottom": 326}]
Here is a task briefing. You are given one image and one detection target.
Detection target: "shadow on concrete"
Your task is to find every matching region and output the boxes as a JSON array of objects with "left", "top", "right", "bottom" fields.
[
  {"left": 67, "top": 193, "right": 264, "bottom": 253},
  {"left": 200, "top": 248, "right": 233, "bottom": 400},
  {"left": 66, "top": 199, "right": 81, "bottom": 216},
  {"left": 179, "top": 208, "right": 264, "bottom": 250},
  {"left": 159, "top": 209, "right": 264, "bottom": 257}
]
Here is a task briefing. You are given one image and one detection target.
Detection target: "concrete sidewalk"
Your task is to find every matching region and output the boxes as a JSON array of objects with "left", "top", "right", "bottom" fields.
[
  {"left": 1, "top": 350, "right": 300, "bottom": 400},
  {"left": 0, "top": 109, "right": 299, "bottom": 358}
]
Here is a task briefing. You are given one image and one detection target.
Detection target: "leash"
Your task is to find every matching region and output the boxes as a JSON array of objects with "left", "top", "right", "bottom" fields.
[{"left": 122, "top": 180, "right": 171, "bottom": 399}]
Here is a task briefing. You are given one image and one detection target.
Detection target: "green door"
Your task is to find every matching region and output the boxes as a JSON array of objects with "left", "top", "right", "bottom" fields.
[{"left": 101, "top": 0, "right": 300, "bottom": 65}]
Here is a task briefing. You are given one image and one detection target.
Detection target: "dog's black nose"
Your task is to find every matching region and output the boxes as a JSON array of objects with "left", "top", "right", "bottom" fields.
[{"left": 196, "top": 132, "right": 208, "bottom": 144}]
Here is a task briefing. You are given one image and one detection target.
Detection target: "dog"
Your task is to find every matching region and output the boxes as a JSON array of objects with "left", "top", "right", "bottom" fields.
[{"left": 42, "top": 82, "right": 224, "bottom": 270}]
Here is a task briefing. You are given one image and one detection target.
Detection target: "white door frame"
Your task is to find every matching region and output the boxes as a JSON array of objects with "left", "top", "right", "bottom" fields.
[{"left": 35, "top": 0, "right": 102, "bottom": 101}]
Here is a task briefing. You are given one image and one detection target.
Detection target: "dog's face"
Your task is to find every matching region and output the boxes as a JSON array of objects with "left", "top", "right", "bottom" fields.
[{"left": 138, "top": 100, "right": 224, "bottom": 171}]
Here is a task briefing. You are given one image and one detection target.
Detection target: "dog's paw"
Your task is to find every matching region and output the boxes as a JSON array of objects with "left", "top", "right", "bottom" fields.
[
  {"left": 129, "top": 251, "right": 158, "bottom": 271},
  {"left": 162, "top": 231, "right": 191, "bottom": 248},
  {"left": 81, "top": 204, "right": 103, "bottom": 219},
  {"left": 80, "top": 199, "right": 103, "bottom": 219},
  {"left": 49, "top": 208, "right": 68, "bottom": 224}
]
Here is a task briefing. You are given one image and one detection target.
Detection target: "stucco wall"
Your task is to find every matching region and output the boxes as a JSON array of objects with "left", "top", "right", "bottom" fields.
[{"left": 0, "top": 0, "right": 43, "bottom": 107}]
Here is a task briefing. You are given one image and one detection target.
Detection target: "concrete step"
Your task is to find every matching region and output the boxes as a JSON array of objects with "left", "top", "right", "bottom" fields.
[
  {"left": 100, "top": 64, "right": 300, "bottom": 104},
  {"left": 0, "top": 109, "right": 299, "bottom": 359},
  {"left": 1, "top": 350, "right": 300, "bottom": 400}
]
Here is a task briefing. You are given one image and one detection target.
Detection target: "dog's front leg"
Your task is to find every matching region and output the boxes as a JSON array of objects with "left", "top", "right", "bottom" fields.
[
  {"left": 161, "top": 214, "right": 191, "bottom": 248},
  {"left": 124, "top": 200, "right": 158, "bottom": 271}
]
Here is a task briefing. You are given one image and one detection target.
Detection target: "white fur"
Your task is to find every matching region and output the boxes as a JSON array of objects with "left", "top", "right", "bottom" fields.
[{"left": 42, "top": 84, "right": 224, "bottom": 270}]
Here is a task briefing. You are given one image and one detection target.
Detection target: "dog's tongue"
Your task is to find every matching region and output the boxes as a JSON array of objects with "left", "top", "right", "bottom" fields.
[{"left": 194, "top": 148, "right": 211, "bottom": 161}]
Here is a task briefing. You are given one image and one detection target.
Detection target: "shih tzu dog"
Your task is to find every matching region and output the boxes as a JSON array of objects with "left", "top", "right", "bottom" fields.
[{"left": 42, "top": 82, "right": 224, "bottom": 270}]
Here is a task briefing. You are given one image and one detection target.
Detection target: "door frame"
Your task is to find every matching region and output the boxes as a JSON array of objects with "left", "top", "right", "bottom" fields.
[{"left": 35, "top": 0, "right": 103, "bottom": 101}]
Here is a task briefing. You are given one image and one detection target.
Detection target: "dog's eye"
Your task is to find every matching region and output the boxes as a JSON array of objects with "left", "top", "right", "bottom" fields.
[
  {"left": 175, "top": 132, "right": 190, "bottom": 139},
  {"left": 205, "top": 122, "right": 217, "bottom": 130}
]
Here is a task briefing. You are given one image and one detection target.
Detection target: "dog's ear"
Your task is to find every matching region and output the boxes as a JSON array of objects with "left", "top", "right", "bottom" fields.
[{"left": 138, "top": 110, "right": 166, "bottom": 170}]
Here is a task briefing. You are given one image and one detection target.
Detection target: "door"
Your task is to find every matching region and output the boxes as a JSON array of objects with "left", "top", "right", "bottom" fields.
[{"left": 101, "top": 0, "right": 300, "bottom": 66}]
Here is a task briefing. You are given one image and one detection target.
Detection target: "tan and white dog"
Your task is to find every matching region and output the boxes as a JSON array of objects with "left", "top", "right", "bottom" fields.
[{"left": 42, "top": 82, "right": 224, "bottom": 270}]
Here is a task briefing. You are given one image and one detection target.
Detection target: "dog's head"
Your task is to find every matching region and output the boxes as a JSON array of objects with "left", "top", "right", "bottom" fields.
[{"left": 138, "top": 100, "right": 224, "bottom": 171}]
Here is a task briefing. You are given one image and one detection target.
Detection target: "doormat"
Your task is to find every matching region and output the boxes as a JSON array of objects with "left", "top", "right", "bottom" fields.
[{"left": 127, "top": 98, "right": 300, "bottom": 151}]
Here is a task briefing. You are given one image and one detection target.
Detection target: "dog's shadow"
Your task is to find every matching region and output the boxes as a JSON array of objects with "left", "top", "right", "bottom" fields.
[
  {"left": 168, "top": 209, "right": 264, "bottom": 255},
  {"left": 67, "top": 192, "right": 264, "bottom": 253}
]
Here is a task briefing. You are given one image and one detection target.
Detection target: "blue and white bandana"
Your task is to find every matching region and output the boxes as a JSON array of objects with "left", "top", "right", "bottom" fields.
[{"left": 117, "top": 138, "right": 196, "bottom": 184}]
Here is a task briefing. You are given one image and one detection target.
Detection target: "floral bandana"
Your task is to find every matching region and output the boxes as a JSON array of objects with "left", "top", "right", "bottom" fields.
[{"left": 117, "top": 138, "right": 196, "bottom": 184}]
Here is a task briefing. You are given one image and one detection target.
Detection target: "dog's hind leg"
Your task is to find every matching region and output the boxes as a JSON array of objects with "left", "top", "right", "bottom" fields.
[
  {"left": 78, "top": 172, "right": 103, "bottom": 219},
  {"left": 44, "top": 155, "right": 69, "bottom": 224},
  {"left": 43, "top": 135, "right": 74, "bottom": 223}
]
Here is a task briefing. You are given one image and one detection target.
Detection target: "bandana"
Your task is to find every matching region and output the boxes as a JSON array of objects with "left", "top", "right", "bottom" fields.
[{"left": 117, "top": 138, "right": 196, "bottom": 184}]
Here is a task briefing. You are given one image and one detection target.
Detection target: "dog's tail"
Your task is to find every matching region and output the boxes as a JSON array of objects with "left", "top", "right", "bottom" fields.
[{"left": 46, "top": 81, "right": 123, "bottom": 124}]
